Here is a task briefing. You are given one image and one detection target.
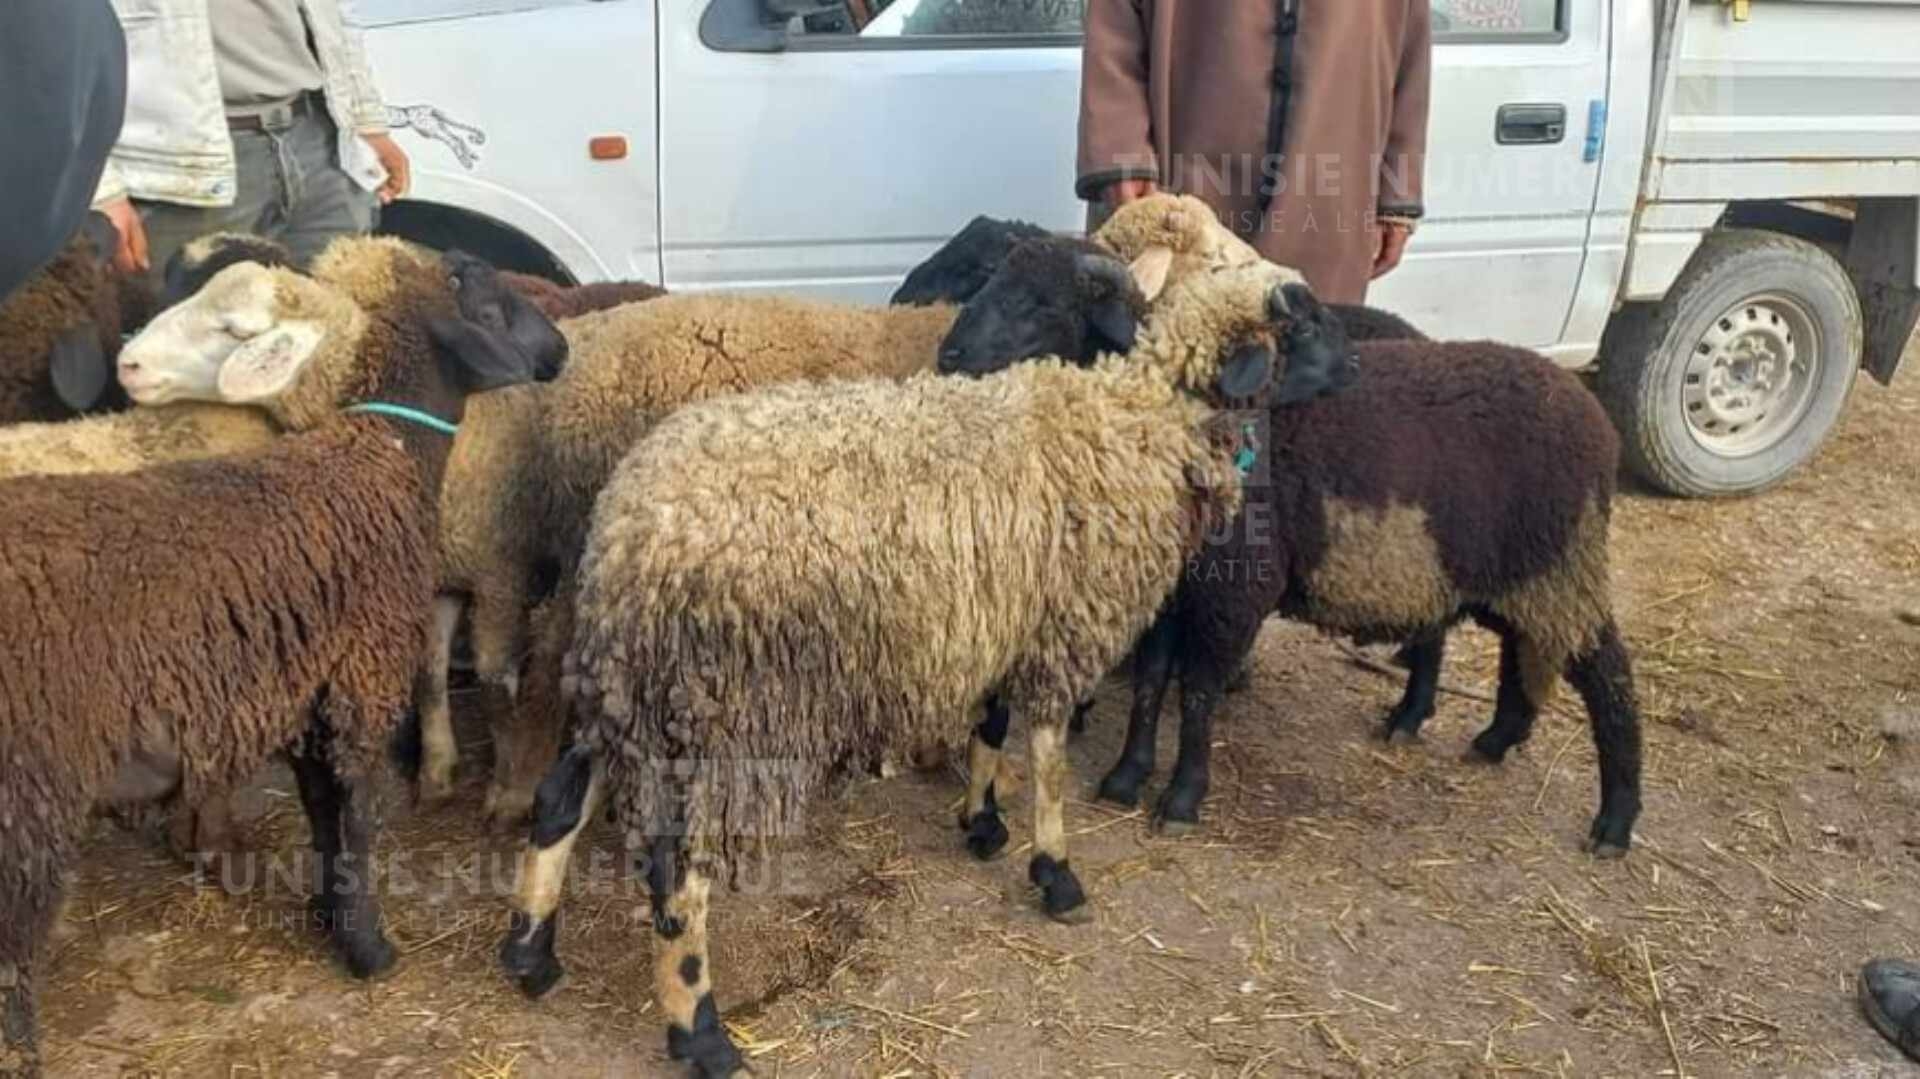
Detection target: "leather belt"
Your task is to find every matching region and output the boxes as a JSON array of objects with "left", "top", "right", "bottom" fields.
[{"left": 228, "top": 90, "right": 323, "bottom": 132}]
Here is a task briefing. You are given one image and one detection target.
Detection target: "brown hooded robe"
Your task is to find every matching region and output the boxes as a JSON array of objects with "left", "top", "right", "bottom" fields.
[{"left": 1078, "top": 0, "right": 1432, "bottom": 304}]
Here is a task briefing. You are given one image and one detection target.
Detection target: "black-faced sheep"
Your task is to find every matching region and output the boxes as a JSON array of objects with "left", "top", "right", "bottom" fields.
[
  {"left": 946, "top": 273, "right": 1645, "bottom": 857},
  {"left": 496, "top": 258, "right": 1346, "bottom": 1078},
  {"left": 412, "top": 252, "right": 578, "bottom": 813},
  {"left": 0, "top": 214, "right": 135, "bottom": 426},
  {"left": 891, "top": 214, "right": 1052, "bottom": 306},
  {"left": 0, "top": 238, "right": 549, "bottom": 1076},
  {"left": 444, "top": 234, "right": 1156, "bottom": 824}
]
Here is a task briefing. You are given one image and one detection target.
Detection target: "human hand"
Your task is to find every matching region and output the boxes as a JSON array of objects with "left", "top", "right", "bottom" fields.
[
  {"left": 1107, "top": 177, "right": 1158, "bottom": 207},
  {"left": 98, "top": 196, "right": 148, "bottom": 274},
  {"left": 1371, "top": 220, "right": 1413, "bottom": 280},
  {"left": 365, "top": 133, "right": 411, "bottom": 203}
]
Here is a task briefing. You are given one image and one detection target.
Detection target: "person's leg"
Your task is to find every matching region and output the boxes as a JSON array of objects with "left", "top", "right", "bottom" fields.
[
  {"left": 275, "top": 104, "right": 378, "bottom": 269},
  {"left": 134, "top": 127, "right": 283, "bottom": 294},
  {"left": 1860, "top": 959, "right": 1920, "bottom": 1061}
]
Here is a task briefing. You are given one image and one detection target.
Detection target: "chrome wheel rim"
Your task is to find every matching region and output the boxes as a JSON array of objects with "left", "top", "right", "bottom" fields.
[{"left": 1682, "top": 294, "right": 1819, "bottom": 456}]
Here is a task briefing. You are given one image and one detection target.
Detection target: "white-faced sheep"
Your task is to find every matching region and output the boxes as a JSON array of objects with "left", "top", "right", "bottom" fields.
[
  {"left": 495, "top": 257, "right": 1348, "bottom": 1077},
  {"left": 0, "top": 238, "right": 550, "bottom": 1076},
  {"left": 943, "top": 268, "right": 1645, "bottom": 857}
]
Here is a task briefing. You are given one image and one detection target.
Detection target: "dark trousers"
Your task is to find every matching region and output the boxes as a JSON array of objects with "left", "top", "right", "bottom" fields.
[{"left": 136, "top": 95, "right": 377, "bottom": 289}]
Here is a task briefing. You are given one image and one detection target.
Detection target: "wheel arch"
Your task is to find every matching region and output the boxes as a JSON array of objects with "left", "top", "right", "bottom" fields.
[{"left": 376, "top": 200, "right": 578, "bottom": 285}]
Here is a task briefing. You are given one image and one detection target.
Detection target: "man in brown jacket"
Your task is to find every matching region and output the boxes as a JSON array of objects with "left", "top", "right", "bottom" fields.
[{"left": 1078, "top": 0, "right": 1432, "bottom": 304}]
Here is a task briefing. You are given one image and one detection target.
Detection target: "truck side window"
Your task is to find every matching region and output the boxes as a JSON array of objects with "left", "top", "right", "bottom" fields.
[
  {"left": 1432, "top": 0, "right": 1562, "bottom": 40},
  {"left": 801, "top": 0, "right": 1085, "bottom": 39}
]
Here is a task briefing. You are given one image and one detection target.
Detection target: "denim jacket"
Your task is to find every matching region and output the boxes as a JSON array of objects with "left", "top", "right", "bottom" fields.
[{"left": 93, "top": 0, "right": 389, "bottom": 208}]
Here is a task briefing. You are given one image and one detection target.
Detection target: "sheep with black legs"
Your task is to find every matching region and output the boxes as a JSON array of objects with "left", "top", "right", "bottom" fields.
[
  {"left": 497, "top": 256, "right": 1347, "bottom": 1078},
  {"left": 0, "top": 214, "right": 140, "bottom": 425},
  {"left": 943, "top": 270, "right": 1645, "bottom": 856},
  {"left": 0, "top": 237, "right": 548, "bottom": 1076},
  {"left": 429, "top": 235, "right": 1152, "bottom": 821}
]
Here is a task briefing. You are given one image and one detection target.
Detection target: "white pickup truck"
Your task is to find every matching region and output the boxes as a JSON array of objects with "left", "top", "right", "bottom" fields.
[{"left": 359, "top": 0, "right": 1920, "bottom": 497}]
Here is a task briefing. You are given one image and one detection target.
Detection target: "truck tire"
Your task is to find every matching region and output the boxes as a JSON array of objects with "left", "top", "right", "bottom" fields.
[{"left": 1598, "top": 228, "right": 1863, "bottom": 498}]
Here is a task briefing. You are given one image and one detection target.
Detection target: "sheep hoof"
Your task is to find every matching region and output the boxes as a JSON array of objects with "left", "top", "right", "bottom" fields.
[
  {"left": 1151, "top": 815, "right": 1198, "bottom": 839},
  {"left": 416, "top": 773, "right": 456, "bottom": 807},
  {"left": 1381, "top": 724, "right": 1424, "bottom": 747},
  {"left": 1466, "top": 727, "right": 1525, "bottom": 764},
  {"left": 667, "top": 994, "right": 746, "bottom": 1077},
  {"left": 1095, "top": 766, "right": 1148, "bottom": 808},
  {"left": 500, "top": 911, "right": 566, "bottom": 998},
  {"left": 1029, "top": 855, "right": 1090, "bottom": 924},
  {"left": 1584, "top": 813, "right": 1634, "bottom": 860},
  {"left": 340, "top": 932, "right": 398, "bottom": 981},
  {"left": 484, "top": 787, "right": 535, "bottom": 831},
  {"left": 1152, "top": 788, "right": 1205, "bottom": 835},
  {"left": 962, "top": 810, "right": 1009, "bottom": 862}
]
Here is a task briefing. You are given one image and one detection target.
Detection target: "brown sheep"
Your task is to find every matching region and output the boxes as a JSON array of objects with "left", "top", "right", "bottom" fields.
[{"left": 0, "top": 239, "right": 547, "bottom": 1076}]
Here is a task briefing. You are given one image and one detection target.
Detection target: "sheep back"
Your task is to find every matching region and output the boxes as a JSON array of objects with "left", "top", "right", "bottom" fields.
[
  {"left": 0, "top": 422, "right": 435, "bottom": 920},
  {"left": 569, "top": 360, "right": 1241, "bottom": 873},
  {"left": 1255, "top": 339, "right": 1619, "bottom": 657},
  {"left": 0, "top": 404, "right": 278, "bottom": 480},
  {"left": 541, "top": 293, "right": 958, "bottom": 566}
]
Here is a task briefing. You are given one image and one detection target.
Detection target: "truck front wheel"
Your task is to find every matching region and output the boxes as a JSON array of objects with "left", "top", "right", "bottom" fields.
[{"left": 1598, "top": 228, "right": 1863, "bottom": 498}]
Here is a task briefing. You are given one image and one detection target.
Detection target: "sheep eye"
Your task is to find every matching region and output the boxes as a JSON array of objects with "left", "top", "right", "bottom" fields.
[{"left": 448, "top": 274, "right": 462, "bottom": 291}]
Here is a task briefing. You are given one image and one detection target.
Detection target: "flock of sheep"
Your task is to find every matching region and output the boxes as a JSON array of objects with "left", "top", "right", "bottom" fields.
[{"left": 0, "top": 193, "right": 1643, "bottom": 1077}]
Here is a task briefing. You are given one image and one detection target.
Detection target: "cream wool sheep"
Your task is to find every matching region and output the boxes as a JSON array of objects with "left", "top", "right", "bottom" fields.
[
  {"left": 497, "top": 260, "right": 1341, "bottom": 1077},
  {"left": 539, "top": 292, "right": 959, "bottom": 568}
]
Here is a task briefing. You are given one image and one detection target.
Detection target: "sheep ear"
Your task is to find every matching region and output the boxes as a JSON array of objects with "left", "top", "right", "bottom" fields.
[
  {"left": 48, "top": 324, "right": 110, "bottom": 413},
  {"left": 1087, "top": 298, "right": 1139, "bottom": 354},
  {"left": 215, "top": 323, "right": 324, "bottom": 403},
  {"left": 80, "top": 211, "right": 121, "bottom": 267},
  {"left": 501, "top": 294, "right": 568, "bottom": 382},
  {"left": 427, "top": 315, "right": 540, "bottom": 392},
  {"left": 1218, "top": 342, "right": 1274, "bottom": 400},
  {"left": 1129, "top": 247, "right": 1174, "bottom": 303}
]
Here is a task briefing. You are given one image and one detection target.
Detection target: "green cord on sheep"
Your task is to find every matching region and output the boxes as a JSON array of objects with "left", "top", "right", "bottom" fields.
[{"left": 496, "top": 258, "right": 1335, "bottom": 1078}]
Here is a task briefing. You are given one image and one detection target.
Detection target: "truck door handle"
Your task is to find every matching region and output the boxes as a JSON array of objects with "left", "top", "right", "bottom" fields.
[{"left": 1496, "top": 104, "right": 1567, "bottom": 145}]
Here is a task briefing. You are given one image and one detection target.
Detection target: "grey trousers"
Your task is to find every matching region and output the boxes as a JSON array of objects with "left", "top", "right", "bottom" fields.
[{"left": 135, "top": 97, "right": 377, "bottom": 289}]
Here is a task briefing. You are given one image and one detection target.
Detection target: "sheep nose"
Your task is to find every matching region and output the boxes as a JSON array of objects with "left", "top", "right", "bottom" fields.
[{"left": 938, "top": 347, "right": 965, "bottom": 372}]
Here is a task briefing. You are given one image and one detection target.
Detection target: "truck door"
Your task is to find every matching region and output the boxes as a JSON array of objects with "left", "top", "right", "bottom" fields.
[
  {"left": 661, "top": 0, "right": 1085, "bottom": 301},
  {"left": 1369, "top": 0, "right": 1611, "bottom": 351},
  {"left": 360, "top": 0, "right": 660, "bottom": 283}
]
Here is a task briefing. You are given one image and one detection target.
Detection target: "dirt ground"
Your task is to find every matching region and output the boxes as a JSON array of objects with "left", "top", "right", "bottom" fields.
[{"left": 42, "top": 345, "right": 1920, "bottom": 1078}]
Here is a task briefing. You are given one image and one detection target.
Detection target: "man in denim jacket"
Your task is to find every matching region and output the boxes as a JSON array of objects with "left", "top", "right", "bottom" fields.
[{"left": 92, "top": 0, "right": 410, "bottom": 280}]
